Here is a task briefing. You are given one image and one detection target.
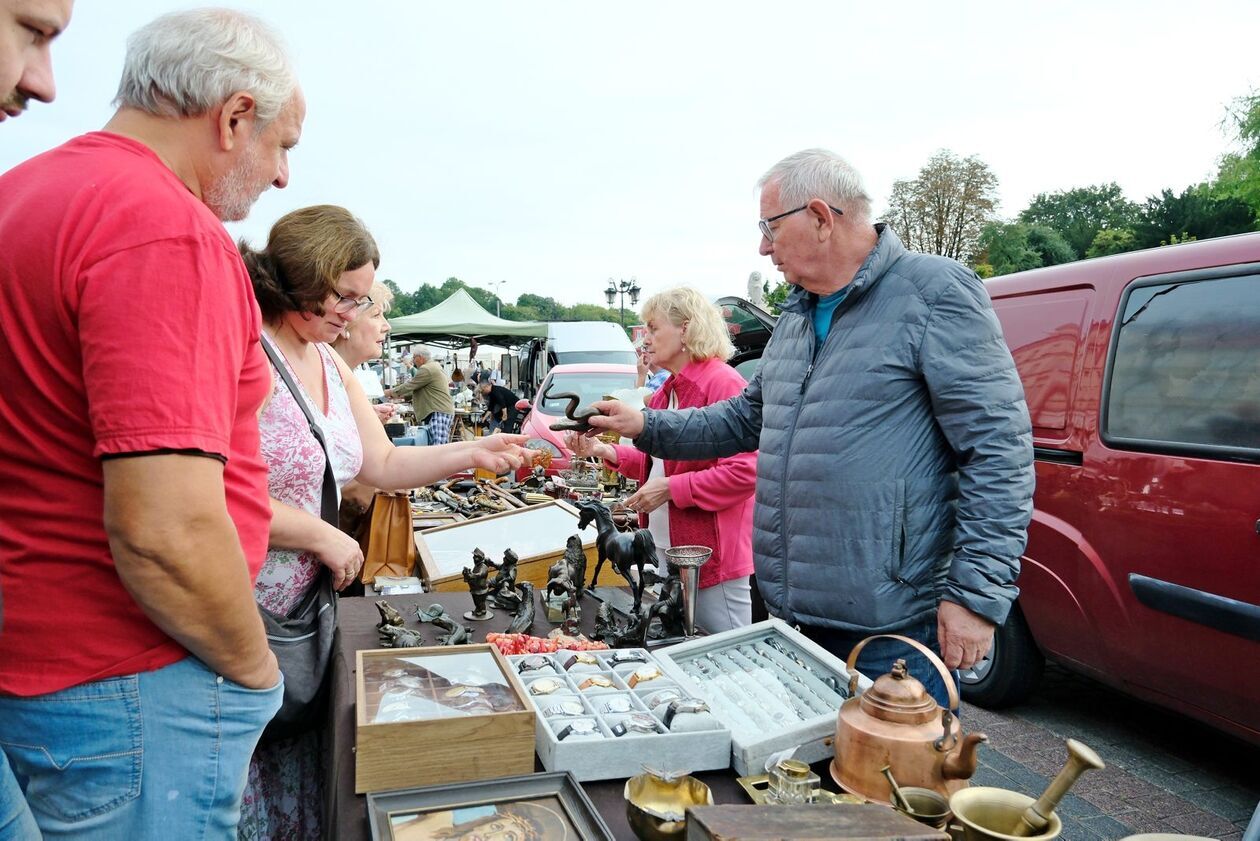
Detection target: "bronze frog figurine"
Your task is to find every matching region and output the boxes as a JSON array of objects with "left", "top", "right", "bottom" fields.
[
  {"left": 543, "top": 387, "right": 604, "bottom": 433},
  {"left": 378, "top": 624, "right": 426, "bottom": 649}
]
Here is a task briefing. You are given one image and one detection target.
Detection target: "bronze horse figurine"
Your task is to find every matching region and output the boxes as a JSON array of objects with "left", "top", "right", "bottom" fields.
[
  {"left": 543, "top": 386, "right": 604, "bottom": 432},
  {"left": 576, "top": 499, "right": 656, "bottom": 615}
]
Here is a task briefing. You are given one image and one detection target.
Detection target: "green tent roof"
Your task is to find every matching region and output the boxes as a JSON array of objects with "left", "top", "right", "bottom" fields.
[{"left": 387, "top": 288, "right": 547, "bottom": 348}]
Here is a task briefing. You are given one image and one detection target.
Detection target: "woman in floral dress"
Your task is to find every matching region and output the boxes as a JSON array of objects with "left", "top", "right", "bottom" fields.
[{"left": 237, "top": 206, "right": 532, "bottom": 840}]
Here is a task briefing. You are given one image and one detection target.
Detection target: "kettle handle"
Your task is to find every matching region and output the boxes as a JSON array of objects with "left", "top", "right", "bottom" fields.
[{"left": 845, "top": 634, "right": 959, "bottom": 712}]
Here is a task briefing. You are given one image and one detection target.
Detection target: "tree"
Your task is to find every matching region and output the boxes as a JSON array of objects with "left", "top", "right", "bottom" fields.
[
  {"left": 884, "top": 149, "right": 1000, "bottom": 262},
  {"left": 1212, "top": 90, "right": 1260, "bottom": 218},
  {"left": 973, "top": 222, "right": 1074, "bottom": 277},
  {"left": 764, "top": 279, "right": 791, "bottom": 315},
  {"left": 1133, "top": 185, "right": 1255, "bottom": 250},
  {"left": 1085, "top": 228, "right": 1137, "bottom": 258},
  {"left": 1018, "top": 183, "right": 1139, "bottom": 258}
]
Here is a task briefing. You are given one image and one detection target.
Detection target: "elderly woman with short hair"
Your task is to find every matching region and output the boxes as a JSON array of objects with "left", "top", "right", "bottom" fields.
[
  {"left": 331, "top": 280, "right": 396, "bottom": 422},
  {"left": 569, "top": 287, "right": 757, "bottom": 631}
]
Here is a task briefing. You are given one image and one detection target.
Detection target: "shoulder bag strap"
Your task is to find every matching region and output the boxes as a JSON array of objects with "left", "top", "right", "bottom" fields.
[{"left": 260, "top": 337, "right": 339, "bottom": 527}]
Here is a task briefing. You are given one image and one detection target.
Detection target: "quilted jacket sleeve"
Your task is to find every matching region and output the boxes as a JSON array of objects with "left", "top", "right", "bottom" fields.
[
  {"left": 637, "top": 370, "right": 764, "bottom": 461},
  {"left": 919, "top": 270, "right": 1035, "bottom": 626}
]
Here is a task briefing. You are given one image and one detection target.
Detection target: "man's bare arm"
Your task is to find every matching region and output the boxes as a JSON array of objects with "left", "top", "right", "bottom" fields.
[{"left": 103, "top": 453, "right": 278, "bottom": 689}]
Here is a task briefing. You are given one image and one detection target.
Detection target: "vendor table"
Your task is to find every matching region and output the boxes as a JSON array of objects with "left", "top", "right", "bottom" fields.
[{"left": 327, "top": 591, "right": 815, "bottom": 841}]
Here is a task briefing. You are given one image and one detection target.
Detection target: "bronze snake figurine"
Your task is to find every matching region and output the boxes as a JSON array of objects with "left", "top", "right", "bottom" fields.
[{"left": 543, "top": 386, "right": 604, "bottom": 432}]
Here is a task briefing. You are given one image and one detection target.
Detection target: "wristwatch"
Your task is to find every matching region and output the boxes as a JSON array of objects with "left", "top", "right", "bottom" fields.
[
  {"left": 626, "top": 666, "right": 662, "bottom": 688},
  {"left": 528, "top": 678, "right": 565, "bottom": 696},
  {"left": 577, "top": 675, "right": 614, "bottom": 691},
  {"left": 599, "top": 696, "right": 634, "bottom": 714},
  {"left": 542, "top": 699, "right": 585, "bottom": 717},
  {"left": 563, "top": 652, "right": 600, "bottom": 671},
  {"left": 643, "top": 688, "right": 683, "bottom": 709},
  {"left": 555, "top": 718, "right": 599, "bottom": 741},
  {"left": 517, "top": 655, "right": 554, "bottom": 674},
  {"left": 612, "top": 713, "right": 660, "bottom": 737},
  {"left": 663, "top": 698, "right": 711, "bottom": 728},
  {"left": 608, "top": 651, "right": 648, "bottom": 667}
]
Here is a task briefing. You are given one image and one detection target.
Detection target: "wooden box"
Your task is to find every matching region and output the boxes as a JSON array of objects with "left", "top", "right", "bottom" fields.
[
  {"left": 416, "top": 499, "right": 611, "bottom": 592},
  {"left": 686, "top": 804, "right": 949, "bottom": 840},
  {"left": 354, "top": 644, "right": 535, "bottom": 793}
]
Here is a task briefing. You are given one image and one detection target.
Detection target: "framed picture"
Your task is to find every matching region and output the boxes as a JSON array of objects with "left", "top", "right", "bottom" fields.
[
  {"left": 412, "top": 512, "right": 464, "bottom": 531},
  {"left": 367, "top": 771, "right": 613, "bottom": 841}
]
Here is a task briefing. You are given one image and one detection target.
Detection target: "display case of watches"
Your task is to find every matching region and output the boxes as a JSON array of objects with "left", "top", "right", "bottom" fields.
[
  {"left": 655, "top": 619, "right": 874, "bottom": 775},
  {"left": 507, "top": 647, "right": 731, "bottom": 781},
  {"left": 355, "top": 644, "right": 535, "bottom": 793}
]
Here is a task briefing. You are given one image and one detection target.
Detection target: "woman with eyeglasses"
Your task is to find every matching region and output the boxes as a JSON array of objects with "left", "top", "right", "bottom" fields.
[{"left": 237, "top": 205, "right": 532, "bottom": 840}]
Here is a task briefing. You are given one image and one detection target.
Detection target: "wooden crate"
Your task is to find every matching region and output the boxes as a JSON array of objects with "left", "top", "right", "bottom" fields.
[
  {"left": 354, "top": 644, "right": 535, "bottom": 793},
  {"left": 686, "top": 804, "right": 948, "bottom": 840},
  {"left": 416, "top": 499, "right": 612, "bottom": 592}
]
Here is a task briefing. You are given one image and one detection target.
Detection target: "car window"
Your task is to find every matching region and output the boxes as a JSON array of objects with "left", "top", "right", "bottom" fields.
[
  {"left": 1105, "top": 275, "right": 1260, "bottom": 453},
  {"left": 555, "top": 351, "right": 636, "bottom": 366},
  {"left": 537, "top": 372, "right": 638, "bottom": 413}
]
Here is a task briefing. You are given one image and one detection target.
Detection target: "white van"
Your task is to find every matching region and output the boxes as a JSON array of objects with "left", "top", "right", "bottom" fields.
[{"left": 519, "top": 322, "right": 635, "bottom": 397}]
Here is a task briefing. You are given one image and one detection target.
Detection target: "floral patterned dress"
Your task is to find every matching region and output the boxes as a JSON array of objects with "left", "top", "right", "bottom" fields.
[{"left": 239, "top": 336, "right": 363, "bottom": 841}]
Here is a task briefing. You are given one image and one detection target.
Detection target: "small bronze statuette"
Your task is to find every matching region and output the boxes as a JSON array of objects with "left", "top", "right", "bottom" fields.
[
  {"left": 375, "top": 600, "right": 404, "bottom": 630},
  {"left": 462, "top": 547, "right": 494, "bottom": 621},
  {"left": 505, "top": 582, "right": 536, "bottom": 635},
  {"left": 486, "top": 549, "right": 521, "bottom": 610},
  {"left": 415, "top": 603, "right": 473, "bottom": 645},
  {"left": 593, "top": 602, "right": 650, "bottom": 649},
  {"left": 646, "top": 572, "right": 686, "bottom": 640},
  {"left": 377, "top": 624, "right": 425, "bottom": 649},
  {"left": 543, "top": 387, "right": 604, "bottom": 433},
  {"left": 577, "top": 499, "right": 655, "bottom": 615}
]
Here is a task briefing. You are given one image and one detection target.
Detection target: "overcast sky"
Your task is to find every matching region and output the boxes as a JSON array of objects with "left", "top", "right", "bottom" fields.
[{"left": 4, "top": 1, "right": 1257, "bottom": 308}]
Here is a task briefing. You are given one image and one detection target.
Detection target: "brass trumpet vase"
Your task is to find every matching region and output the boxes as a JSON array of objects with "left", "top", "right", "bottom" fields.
[{"left": 663, "top": 546, "right": 712, "bottom": 638}]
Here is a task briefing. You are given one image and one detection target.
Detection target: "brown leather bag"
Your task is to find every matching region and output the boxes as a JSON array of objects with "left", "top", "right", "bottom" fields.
[{"left": 358, "top": 492, "right": 416, "bottom": 584}]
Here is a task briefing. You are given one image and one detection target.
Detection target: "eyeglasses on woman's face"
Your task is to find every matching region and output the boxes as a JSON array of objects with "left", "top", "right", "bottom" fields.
[{"left": 330, "top": 290, "right": 374, "bottom": 316}]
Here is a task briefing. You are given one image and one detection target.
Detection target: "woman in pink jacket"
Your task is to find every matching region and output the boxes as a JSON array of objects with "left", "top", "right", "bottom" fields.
[{"left": 569, "top": 287, "right": 757, "bottom": 631}]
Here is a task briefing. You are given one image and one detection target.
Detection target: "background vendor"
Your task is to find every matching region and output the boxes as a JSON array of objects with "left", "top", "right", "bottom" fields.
[{"left": 387, "top": 348, "right": 457, "bottom": 445}]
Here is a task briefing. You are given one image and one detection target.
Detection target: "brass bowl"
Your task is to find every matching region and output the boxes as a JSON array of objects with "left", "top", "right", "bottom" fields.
[
  {"left": 950, "top": 786, "right": 1063, "bottom": 841},
  {"left": 896, "top": 786, "right": 951, "bottom": 829},
  {"left": 624, "top": 771, "right": 713, "bottom": 841}
]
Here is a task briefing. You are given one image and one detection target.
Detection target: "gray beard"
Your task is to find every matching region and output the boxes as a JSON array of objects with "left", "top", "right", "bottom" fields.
[{"left": 205, "top": 145, "right": 266, "bottom": 222}]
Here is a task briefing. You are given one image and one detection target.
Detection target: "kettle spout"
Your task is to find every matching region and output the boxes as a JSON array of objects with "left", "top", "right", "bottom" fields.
[{"left": 942, "top": 731, "right": 988, "bottom": 780}]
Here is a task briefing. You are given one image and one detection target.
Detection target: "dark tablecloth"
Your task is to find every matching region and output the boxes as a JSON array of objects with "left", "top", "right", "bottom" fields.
[{"left": 326, "top": 591, "right": 764, "bottom": 841}]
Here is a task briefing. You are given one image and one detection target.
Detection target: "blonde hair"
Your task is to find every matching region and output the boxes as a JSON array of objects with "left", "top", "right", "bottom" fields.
[
  {"left": 368, "top": 280, "right": 394, "bottom": 316},
  {"left": 641, "top": 287, "right": 734, "bottom": 363}
]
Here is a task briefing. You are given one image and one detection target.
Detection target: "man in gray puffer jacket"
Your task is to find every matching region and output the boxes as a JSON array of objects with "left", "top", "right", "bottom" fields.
[{"left": 588, "top": 149, "right": 1034, "bottom": 705}]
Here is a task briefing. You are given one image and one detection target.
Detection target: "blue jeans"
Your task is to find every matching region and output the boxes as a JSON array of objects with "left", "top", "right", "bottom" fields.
[
  {"left": 0, "top": 656, "right": 282, "bottom": 840},
  {"left": 0, "top": 748, "right": 38, "bottom": 841},
  {"left": 799, "top": 614, "right": 960, "bottom": 711}
]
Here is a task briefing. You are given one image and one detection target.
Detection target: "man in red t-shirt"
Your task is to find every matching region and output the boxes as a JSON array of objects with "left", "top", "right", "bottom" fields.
[{"left": 0, "top": 8, "right": 304, "bottom": 837}]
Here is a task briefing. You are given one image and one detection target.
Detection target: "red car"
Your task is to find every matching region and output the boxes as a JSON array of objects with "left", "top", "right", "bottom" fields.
[
  {"left": 969, "top": 233, "right": 1260, "bottom": 745},
  {"left": 515, "top": 363, "right": 638, "bottom": 479}
]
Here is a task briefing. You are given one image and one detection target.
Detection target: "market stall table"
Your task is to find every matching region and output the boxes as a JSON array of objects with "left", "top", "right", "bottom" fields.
[{"left": 327, "top": 591, "right": 817, "bottom": 841}]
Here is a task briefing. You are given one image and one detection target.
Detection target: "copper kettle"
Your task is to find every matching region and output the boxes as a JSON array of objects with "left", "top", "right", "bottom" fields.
[{"left": 831, "top": 634, "right": 987, "bottom": 802}]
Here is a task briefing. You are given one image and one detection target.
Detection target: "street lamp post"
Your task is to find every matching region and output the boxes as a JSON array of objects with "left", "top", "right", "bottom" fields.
[
  {"left": 604, "top": 277, "right": 641, "bottom": 328},
  {"left": 489, "top": 280, "right": 508, "bottom": 317}
]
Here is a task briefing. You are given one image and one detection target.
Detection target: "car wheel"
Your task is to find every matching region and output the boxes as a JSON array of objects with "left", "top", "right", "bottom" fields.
[{"left": 959, "top": 603, "right": 1044, "bottom": 708}]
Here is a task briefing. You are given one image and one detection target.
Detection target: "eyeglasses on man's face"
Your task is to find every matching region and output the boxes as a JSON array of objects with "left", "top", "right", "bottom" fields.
[
  {"left": 330, "top": 290, "right": 374, "bottom": 316},
  {"left": 758, "top": 203, "right": 844, "bottom": 242}
]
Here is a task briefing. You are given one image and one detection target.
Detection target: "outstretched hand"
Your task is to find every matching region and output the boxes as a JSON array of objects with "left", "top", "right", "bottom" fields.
[
  {"left": 469, "top": 433, "right": 534, "bottom": 475},
  {"left": 583, "top": 400, "right": 644, "bottom": 439}
]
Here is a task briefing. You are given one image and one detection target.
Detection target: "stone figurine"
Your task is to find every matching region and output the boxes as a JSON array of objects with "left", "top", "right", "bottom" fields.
[
  {"left": 462, "top": 547, "right": 494, "bottom": 621},
  {"left": 576, "top": 499, "right": 655, "bottom": 615},
  {"left": 505, "top": 582, "right": 536, "bottom": 634}
]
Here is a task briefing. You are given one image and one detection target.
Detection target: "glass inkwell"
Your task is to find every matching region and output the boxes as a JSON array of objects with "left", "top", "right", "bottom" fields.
[{"left": 765, "top": 758, "right": 821, "bottom": 804}]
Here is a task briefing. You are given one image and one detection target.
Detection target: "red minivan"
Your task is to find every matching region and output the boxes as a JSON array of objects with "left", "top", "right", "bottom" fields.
[{"left": 962, "top": 233, "right": 1260, "bottom": 745}]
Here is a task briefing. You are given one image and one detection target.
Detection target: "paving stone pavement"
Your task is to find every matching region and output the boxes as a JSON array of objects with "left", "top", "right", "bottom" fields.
[{"left": 963, "top": 663, "right": 1259, "bottom": 840}]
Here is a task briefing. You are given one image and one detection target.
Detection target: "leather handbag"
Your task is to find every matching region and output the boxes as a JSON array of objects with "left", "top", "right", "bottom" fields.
[
  {"left": 258, "top": 338, "right": 339, "bottom": 742},
  {"left": 358, "top": 491, "right": 416, "bottom": 585}
]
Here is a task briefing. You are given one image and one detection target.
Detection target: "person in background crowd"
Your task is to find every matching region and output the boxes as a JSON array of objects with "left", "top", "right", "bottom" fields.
[
  {"left": 0, "top": 1, "right": 73, "bottom": 837},
  {"left": 586, "top": 149, "right": 1034, "bottom": 705},
  {"left": 240, "top": 205, "right": 531, "bottom": 839},
  {"left": 636, "top": 344, "right": 668, "bottom": 392},
  {"left": 331, "top": 283, "right": 395, "bottom": 423},
  {"left": 568, "top": 287, "right": 757, "bottom": 632},
  {"left": 480, "top": 379, "right": 521, "bottom": 433},
  {"left": 387, "top": 349, "right": 457, "bottom": 445},
  {"left": 0, "top": 9, "right": 301, "bottom": 836}
]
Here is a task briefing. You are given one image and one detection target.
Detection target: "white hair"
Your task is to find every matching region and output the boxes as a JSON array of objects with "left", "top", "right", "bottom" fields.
[
  {"left": 758, "top": 148, "right": 873, "bottom": 224},
  {"left": 114, "top": 8, "right": 296, "bottom": 125}
]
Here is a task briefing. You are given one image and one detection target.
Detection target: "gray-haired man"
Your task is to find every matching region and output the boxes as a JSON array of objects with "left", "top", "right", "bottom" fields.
[
  {"left": 589, "top": 149, "right": 1034, "bottom": 706},
  {"left": 0, "top": 8, "right": 301, "bottom": 836}
]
